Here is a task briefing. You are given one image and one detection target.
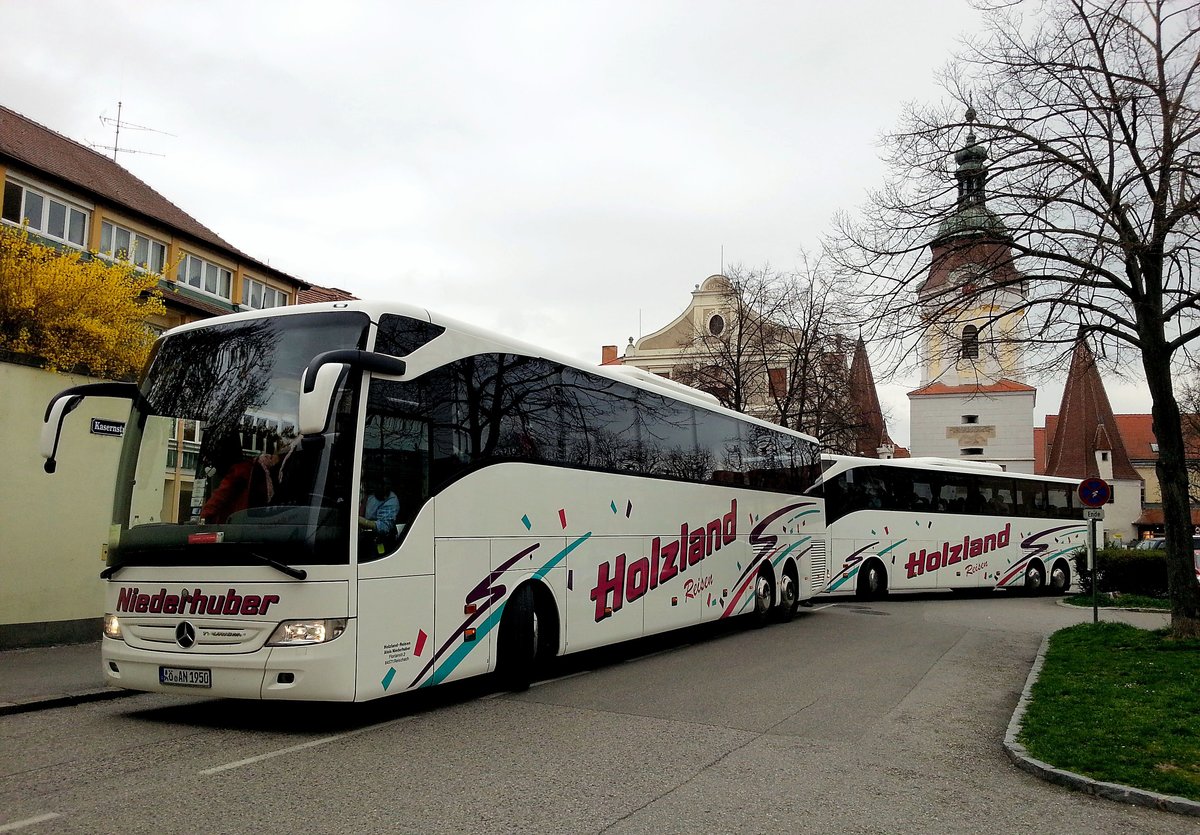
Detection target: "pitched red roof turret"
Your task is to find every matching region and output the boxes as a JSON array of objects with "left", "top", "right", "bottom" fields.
[
  {"left": 1044, "top": 338, "right": 1140, "bottom": 480},
  {"left": 847, "top": 337, "right": 895, "bottom": 457}
]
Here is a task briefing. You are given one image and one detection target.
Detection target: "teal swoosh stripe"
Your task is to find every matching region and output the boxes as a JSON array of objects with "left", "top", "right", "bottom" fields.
[
  {"left": 827, "top": 565, "right": 859, "bottom": 591},
  {"left": 771, "top": 537, "right": 810, "bottom": 568},
  {"left": 422, "top": 532, "right": 593, "bottom": 687}
]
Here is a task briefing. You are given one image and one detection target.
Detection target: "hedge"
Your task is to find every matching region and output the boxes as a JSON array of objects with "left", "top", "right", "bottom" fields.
[{"left": 1071, "top": 547, "right": 1169, "bottom": 597}]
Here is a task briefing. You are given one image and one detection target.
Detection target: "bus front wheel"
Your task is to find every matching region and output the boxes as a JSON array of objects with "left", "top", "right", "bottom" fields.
[
  {"left": 498, "top": 584, "right": 540, "bottom": 691},
  {"left": 857, "top": 561, "right": 887, "bottom": 600}
]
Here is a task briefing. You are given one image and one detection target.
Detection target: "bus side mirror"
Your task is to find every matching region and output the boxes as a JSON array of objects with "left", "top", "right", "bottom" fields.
[
  {"left": 297, "top": 349, "right": 408, "bottom": 435},
  {"left": 41, "top": 394, "right": 83, "bottom": 473},
  {"left": 40, "top": 382, "right": 140, "bottom": 474},
  {"left": 298, "top": 363, "right": 345, "bottom": 435}
]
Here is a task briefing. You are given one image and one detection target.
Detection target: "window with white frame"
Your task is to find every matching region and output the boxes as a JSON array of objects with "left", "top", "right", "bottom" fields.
[
  {"left": 241, "top": 276, "right": 289, "bottom": 309},
  {"left": 176, "top": 252, "right": 233, "bottom": 300},
  {"left": 2, "top": 179, "right": 88, "bottom": 248},
  {"left": 99, "top": 220, "right": 168, "bottom": 273}
]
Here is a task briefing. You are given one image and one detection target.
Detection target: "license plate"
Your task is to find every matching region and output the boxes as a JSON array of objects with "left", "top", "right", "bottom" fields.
[{"left": 159, "top": 666, "right": 212, "bottom": 688}]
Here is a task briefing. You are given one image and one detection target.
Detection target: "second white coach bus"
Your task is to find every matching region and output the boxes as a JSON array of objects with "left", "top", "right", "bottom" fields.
[
  {"left": 41, "top": 301, "right": 826, "bottom": 701},
  {"left": 808, "top": 456, "right": 1087, "bottom": 599}
]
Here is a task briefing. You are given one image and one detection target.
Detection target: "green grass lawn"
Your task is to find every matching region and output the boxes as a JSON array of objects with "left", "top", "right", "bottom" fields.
[
  {"left": 1062, "top": 593, "right": 1171, "bottom": 610},
  {"left": 1019, "top": 622, "right": 1200, "bottom": 800}
]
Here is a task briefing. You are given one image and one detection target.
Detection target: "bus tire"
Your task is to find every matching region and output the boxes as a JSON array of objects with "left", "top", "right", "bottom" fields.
[
  {"left": 857, "top": 560, "right": 887, "bottom": 600},
  {"left": 497, "top": 584, "right": 540, "bottom": 691},
  {"left": 1024, "top": 562, "right": 1046, "bottom": 595},
  {"left": 777, "top": 565, "right": 800, "bottom": 622},
  {"left": 1048, "top": 560, "right": 1071, "bottom": 595},
  {"left": 752, "top": 567, "right": 774, "bottom": 628}
]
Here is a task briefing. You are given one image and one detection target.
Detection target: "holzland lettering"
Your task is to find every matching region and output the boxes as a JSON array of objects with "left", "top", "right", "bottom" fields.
[
  {"left": 904, "top": 524, "right": 1010, "bottom": 578},
  {"left": 590, "top": 500, "right": 736, "bottom": 621}
]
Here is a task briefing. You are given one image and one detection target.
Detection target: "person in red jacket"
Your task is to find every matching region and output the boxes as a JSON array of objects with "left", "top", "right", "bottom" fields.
[{"left": 200, "top": 433, "right": 274, "bottom": 524}]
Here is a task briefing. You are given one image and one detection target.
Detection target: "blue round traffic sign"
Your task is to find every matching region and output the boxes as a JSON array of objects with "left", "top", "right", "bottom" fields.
[{"left": 1078, "top": 477, "right": 1111, "bottom": 508}]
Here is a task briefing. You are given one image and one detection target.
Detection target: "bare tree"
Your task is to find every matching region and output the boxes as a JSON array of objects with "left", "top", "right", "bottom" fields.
[
  {"left": 672, "top": 263, "right": 864, "bottom": 445},
  {"left": 761, "top": 264, "right": 862, "bottom": 450},
  {"left": 671, "top": 269, "right": 775, "bottom": 415},
  {"left": 832, "top": 0, "right": 1200, "bottom": 636}
]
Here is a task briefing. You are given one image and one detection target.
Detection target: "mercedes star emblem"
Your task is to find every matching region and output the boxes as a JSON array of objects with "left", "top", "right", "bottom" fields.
[{"left": 175, "top": 621, "right": 197, "bottom": 649}]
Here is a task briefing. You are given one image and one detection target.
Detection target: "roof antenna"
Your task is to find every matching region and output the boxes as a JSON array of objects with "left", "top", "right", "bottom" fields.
[{"left": 91, "top": 101, "right": 174, "bottom": 160}]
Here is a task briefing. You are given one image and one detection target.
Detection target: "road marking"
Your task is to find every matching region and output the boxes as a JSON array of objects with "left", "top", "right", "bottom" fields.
[
  {"left": 199, "top": 734, "right": 352, "bottom": 775},
  {"left": 0, "top": 813, "right": 62, "bottom": 833},
  {"left": 809, "top": 604, "right": 836, "bottom": 611},
  {"left": 199, "top": 714, "right": 414, "bottom": 776}
]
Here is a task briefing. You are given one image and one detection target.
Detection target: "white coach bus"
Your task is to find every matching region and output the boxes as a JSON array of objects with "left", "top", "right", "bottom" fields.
[
  {"left": 41, "top": 302, "right": 826, "bottom": 701},
  {"left": 808, "top": 455, "right": 1087, "bottom": 599}
]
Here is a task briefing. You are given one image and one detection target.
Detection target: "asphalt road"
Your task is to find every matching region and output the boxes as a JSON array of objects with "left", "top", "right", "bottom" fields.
[{"left": 0, "top": 596, "right": 1187, "bottom": 835}]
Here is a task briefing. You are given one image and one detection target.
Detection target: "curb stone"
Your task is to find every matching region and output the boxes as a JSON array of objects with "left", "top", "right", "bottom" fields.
[
  {"left": 1054, "top": 598, "right": 1170, "bottom": 614},
  {"left": 0, "top": 687, "right": 139, "bottom": 717},
  {"left": 1004, "top": 634, "right": 1200, "bottom": 817}
]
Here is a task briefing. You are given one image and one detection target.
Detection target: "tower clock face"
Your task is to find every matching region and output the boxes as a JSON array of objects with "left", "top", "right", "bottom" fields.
[{"left": 949, "top": 264, "right": 986, "bottom": 290}]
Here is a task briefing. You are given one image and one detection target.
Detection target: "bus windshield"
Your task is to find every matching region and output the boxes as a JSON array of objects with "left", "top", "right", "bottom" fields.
[{"left": 108, "top": 311, "right": 370, "bottom": 569}]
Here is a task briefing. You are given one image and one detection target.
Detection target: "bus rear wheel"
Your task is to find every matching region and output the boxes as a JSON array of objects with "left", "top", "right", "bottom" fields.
[
  {"left": 1048, "top": 560, "right": 1071, "bottom": 595},
  {"left": 777, "top": 567, "right": 799, "bottom": 622},
  {"left": 497, "top": 584, "right": 540, "bottom": 691},
  {"left": 856, "top": 560, "right": 887, "bottom": 601}
]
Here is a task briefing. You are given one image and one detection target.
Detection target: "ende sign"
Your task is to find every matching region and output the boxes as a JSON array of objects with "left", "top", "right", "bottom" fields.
[{"left": 90, "top": 418, "right": 125, "bottom": 437}]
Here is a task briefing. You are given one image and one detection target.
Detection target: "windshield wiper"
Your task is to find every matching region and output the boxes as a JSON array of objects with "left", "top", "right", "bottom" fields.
[
  {"left": 101, "top": 554, "right": 305, "bottom": 581},
  {"left": 249, "top": 552, "right": 308, "bottom": 581}
]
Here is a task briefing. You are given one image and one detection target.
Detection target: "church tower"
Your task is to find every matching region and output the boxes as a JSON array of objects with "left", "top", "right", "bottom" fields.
[{"left": 908, "top": 108, "right": 1036, "bottom": 472}]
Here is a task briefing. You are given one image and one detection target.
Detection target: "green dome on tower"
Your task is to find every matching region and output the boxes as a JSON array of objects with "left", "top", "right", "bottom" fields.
[{"left": 935, "top": 107, "right": 1008, "bottom": 241}]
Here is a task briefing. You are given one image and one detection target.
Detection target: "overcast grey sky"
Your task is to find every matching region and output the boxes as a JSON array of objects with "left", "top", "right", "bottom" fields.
[{"left": 3, "top": 0, "right": 1153, "bottom": 445}]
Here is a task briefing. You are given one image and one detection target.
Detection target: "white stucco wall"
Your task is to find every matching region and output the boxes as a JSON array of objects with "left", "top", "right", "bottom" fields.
[
  {"left": 0, "top": 361, "right": 128, "bottom": 635},
  {"left": 909, "top": 390, "right": 1035, "bottom": 472}
]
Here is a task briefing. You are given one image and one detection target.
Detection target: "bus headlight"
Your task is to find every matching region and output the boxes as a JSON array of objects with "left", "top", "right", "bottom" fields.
[
  {"left": 103, "top": 613, "right": 123, "bottom": 640},
  {"left": 266, "top": 619, "right": 347, "bottom": 646}
]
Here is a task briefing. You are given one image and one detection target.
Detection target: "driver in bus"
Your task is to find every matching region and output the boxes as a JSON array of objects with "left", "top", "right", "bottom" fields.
[{"left": 359, "top": 475, "right": 400, "bottom": 537}]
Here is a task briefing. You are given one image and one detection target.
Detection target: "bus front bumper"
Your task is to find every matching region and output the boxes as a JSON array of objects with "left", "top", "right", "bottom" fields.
[{"left": 101, "top": 625, "right": 358, "bottom": 701}]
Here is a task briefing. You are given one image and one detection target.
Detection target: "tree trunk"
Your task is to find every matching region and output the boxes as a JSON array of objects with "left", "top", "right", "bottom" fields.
[{"left": 1142, "top": 341, "right": 1200, "bottom": 638}]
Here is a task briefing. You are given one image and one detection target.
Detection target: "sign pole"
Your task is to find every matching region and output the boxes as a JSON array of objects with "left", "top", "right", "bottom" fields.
[{"left": 1089, "top": 517, "right": 1098, "bottom": 624}]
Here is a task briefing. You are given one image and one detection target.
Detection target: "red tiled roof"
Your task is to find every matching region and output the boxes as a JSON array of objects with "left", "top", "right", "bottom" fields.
[
  {"left": 1040, "top": 413, "right": 1197, "bottom": 471},
  {"left": 1114, "top": 414, "right": 1157, "bottom": 461},
  {"left": 0, "top": 105, "right": 296, "bottom": 284},
  {"left": 1134, "top": 507, "right": 1200, "bottom": 526},
  {"left": 297, "top": 284, "right": 358, "bottom": 304},
  {"left": 908, "top": 378, "right": 1037, "bottom": 397},
  {"left": 1043, "top": 339, "right": 1140, "bottom": 480}
]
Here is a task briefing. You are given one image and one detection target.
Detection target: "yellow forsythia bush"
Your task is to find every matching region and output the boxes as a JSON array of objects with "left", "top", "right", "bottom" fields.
[{"left": 0, "top": 225, "right": 164, "bottom": 378}]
